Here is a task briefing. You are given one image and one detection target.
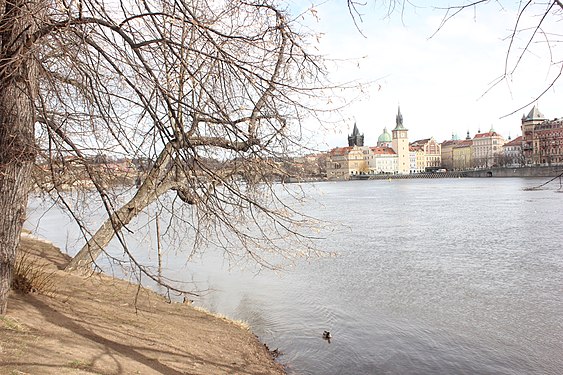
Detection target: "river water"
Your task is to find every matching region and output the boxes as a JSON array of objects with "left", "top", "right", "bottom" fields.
[{"left": 26, "top": 178, "right": 563, "bottom": 374}]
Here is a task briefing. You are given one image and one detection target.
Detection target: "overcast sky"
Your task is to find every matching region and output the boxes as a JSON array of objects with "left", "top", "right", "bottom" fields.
[{"left": 291, "top": 1, "right": 563, "bottom": 150}]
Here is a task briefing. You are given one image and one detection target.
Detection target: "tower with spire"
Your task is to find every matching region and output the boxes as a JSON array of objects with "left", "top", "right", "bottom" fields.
[
  {"left": 521, "top": 105, "right": 545, "bottom": 163},
  {"left": 391, "top": 106, "right": 409, "bottom": 174},
  {"left": 348, "top": 123, "right": 364, "bottom": 147}
]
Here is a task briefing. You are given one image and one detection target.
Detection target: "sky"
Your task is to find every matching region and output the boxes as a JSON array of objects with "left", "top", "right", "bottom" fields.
[{"left": 289, "top": 0, "right": 563, "bottom": 150}]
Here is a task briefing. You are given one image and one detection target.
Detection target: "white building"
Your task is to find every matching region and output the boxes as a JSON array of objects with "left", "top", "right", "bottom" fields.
[
  {"left": 472, "top": 128, "right": 506, "bottom": 168},
  {"left": 368, "top": 147, "right": 397, "bottom": 174},
  {"left": 502, "top": 136, "right": 523, "bottom": 167}
]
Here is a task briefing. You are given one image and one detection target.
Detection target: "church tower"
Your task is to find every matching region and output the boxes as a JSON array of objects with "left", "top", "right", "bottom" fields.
[
  {"left": 348, "top": 123, "right": 364, "bottom": 147},
  {"left": 391, "top": 106, "right": 409, "bottom": 174}
]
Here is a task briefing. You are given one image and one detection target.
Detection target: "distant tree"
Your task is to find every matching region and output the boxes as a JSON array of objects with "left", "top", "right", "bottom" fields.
[
  {"left": 494, "top": 153, "right": 511, "bottom": 168},
  {"left": 516, "top": 148, "right": 526, "bottom": 167},
  {"left": 358, "top": 162, "right": 370, "bottom": 174},
  {"left": 315, "top": 154, "right": 328, "bottom": 176},
  {"left": 0, "top": 0, "right": 340, "bottom": 314}
]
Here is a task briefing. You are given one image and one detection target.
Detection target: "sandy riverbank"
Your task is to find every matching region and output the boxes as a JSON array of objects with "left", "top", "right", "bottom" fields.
[{"left": 0, "top": 233, "right": 285, "bottom": 375}]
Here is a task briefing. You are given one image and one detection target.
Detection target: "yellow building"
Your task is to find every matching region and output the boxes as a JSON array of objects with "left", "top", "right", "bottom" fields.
[
  {"left": 348, "top": 146, "right": 370, "bottom": 175},
  {"left": 409, "top": 145, "right": 425, "bottom": 173},
  {"left": 410, "top": 137, "right": 441, "bottom": 171},
  {"left": 326, "top": 145, "right": 369, "bottom": 180},
  {"left": 452, "top": 139, "right": 473, "bottom": 170},
  {"left": 326, "top": 146, "right": 351, "bottom": 180},
  {"left": 440, "top": 138, "right": 461, "bottom": 171}
]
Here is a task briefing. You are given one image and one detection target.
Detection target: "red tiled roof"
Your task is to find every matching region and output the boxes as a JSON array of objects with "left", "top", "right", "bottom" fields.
[
  {"left": 474, "top": 131, "right": 501, "bottom": 139},
  {"left": 369, "top": 146, "right": 396, "bottom": 155},
  {"left": 329, "top": 146, "right": 353, "bottom": 156},
  {"left": 503, "top": 136, "right": 522, "bottom": 147}
]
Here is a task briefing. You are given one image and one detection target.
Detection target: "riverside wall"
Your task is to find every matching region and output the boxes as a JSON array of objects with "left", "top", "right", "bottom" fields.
[
  {"left": 351, "top": 172, "right": 467, "bottom": 180},
  {"left": 464, "top": 166, "right": 563, "bottom": 178},
  {"left": 346, "top": 166, "right": 563, "bottom": 180}
]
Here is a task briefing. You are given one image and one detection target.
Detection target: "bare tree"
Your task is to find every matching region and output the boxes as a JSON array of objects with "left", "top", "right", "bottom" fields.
[{"left": 0, "top": 0, "right": 340, "bottom": 314}]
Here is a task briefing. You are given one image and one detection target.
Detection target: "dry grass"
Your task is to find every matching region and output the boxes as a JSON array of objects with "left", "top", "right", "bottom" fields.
[
  {"left": 192, "top": 305, "right": 250, "bottom": 330},
  {"left": 0, "top": 316, "right": 27, "bottom": 332},
  {"left": 12, "top": 252, "right": 56, "bottom": 296}
]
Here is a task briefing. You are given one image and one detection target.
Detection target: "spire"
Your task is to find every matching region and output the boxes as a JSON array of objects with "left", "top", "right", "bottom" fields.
[
  {"left": 352, "top": 122, "right": 359, "bottom": 136},
  {"left": 394, "top": 106, "right": 406, "bottom": 130},
  {"left": 348, "top": 123, "right": 364, "bottom": 147},
  {"left": 525, "top": 104, "right": 544, "bottom": 121},
  {"left": 466, "top": 130, "right": 471, "bottom": 140}
]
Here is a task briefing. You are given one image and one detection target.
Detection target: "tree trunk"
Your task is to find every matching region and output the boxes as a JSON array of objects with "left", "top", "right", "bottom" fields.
[
  {"left": 65, "top": 180, "right": 178, "bottom": 271},
  {"left": 0, "top": 69, "right": 36, "bottom": 314},
  {"left": 66, "top": 141, "right": 181, "bottom": 271},
  {"left": 0, "top": 0, "right": 41, "bottom": 315},
  {"left": 0, "top": 159, "right": 33, "bottom": 314}
]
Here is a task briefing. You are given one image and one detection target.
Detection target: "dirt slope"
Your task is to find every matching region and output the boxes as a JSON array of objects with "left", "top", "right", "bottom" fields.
[{"left": 0, "top": 234, "right": 284, "bottom": 375}]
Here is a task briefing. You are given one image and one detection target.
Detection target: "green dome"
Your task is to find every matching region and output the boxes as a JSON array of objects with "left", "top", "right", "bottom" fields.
[{"left": 378, "top": 127, "right": 392, "bottom": 143}]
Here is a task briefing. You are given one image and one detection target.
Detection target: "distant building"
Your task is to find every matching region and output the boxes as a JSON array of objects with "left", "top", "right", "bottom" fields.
[
  {"left": 326, "top": 107, "right": 452, "bottom": 177},
  {"left": 533, "top": 119, "right": 563, "bottom": 165},
  {"left": 440, "top": 135, "right": 462, "bottom": 170},
  {"left": 518, "top": 105, "right": 563, "bottom": 166},
  {"left": 502, "top": 136, "right": 523, "bottom": 167},
  {"left": 326, "top": 106, "right": 411, "bottom": 179},
  {"left": 452, "top": 137, "right": 473, "bottom": 170},
  {"left": 349, "top": 146, "right": 370, "bottom": 175},
  {"left": 326, "top": 145, "right": 370, "bottom": 180},
  {"left": 392, "top": 106, "right": 410, "bottom": 174},
  {"left": 368, "top": 146, "right": 397, "bottom": 174},
  {"left": 521, "top": 105, "right": 545, "bottom": 164},
  {"left": 409, "top": 145, "right": 425, "bottom": 173},
  {"left": 368, "top": 127, "right": 400, "bottom": 174},
  {"left": 326, "top": 146, "right": 353, "bottom": 180},
  {"left": 377, "top": 127, "right": 392, "bottom": 148},
  {"left": 348, "top": 123, "right": 364, "bottom": 147},
  {"left": 410, "top": 137, "right": 441, "bottom": 171},
  {"left": 471, "top": 128, "right": 506, "bottom": 168}
]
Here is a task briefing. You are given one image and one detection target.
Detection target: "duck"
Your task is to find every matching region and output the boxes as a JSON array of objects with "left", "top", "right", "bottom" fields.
[{"left": 322, "top": 331, "right": 332, "bottom": 340}]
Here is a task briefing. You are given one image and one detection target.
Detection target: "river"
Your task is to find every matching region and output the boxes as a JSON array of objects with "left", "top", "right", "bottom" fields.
[{"left": 26, "top": 177, "right": 563, "bottom": 374}]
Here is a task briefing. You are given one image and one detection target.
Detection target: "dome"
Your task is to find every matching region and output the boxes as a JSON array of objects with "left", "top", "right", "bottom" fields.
[{"left": 378, "top": 127, "right": 392, "bottom": 143}]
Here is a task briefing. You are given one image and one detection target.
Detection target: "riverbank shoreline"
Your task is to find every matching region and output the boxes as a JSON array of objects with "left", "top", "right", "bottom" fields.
[
  {"left": 1, "top": 232, "right": 285, "bottom": 375},
  {"left": 346, "top": 165, "right": 563, "bottom": 180}
]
